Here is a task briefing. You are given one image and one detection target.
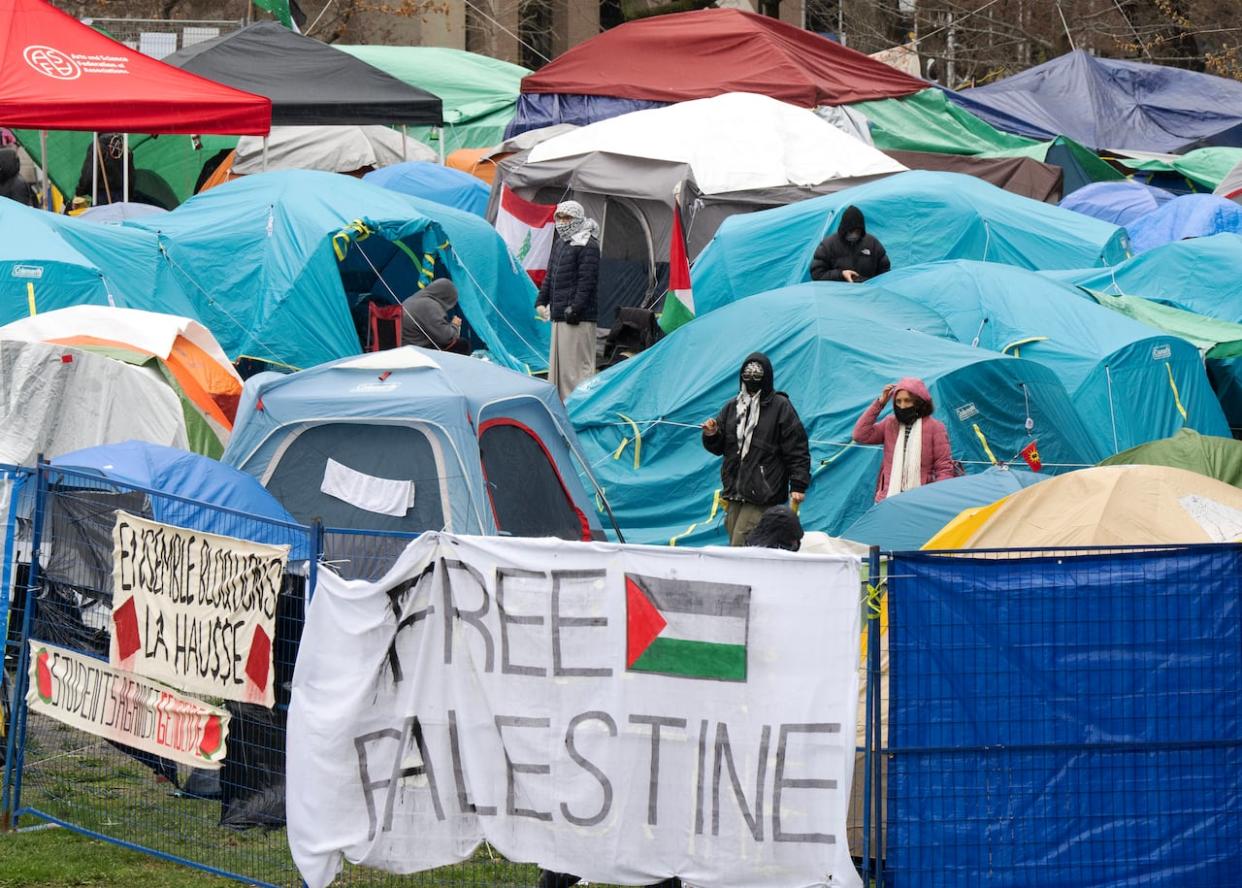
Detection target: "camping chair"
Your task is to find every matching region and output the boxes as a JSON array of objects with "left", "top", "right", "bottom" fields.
[
  {"left": 602, "top": 307, "right": 663, "bottom": 368},
  {"left": 367, "top": 302, "right": 404, "bottom": 352}
]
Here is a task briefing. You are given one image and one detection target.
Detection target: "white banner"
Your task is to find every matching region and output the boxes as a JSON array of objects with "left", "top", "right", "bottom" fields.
[
  {"left": 27, "top": 641, "right": 230, "bottom": 770},
  {"left": 288, "top": 534, "right": 862, "bottom": 888},
  {"left": 110, "top": 511, "right": 289, "bottom": 707}
]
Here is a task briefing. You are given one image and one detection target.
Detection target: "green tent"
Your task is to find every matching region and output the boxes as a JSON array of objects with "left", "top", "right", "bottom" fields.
[
  {"left": 1100, "top": 428, "right": 1242, "bottom": 487},
  {"left": 336, "top": 46, "right": 528, "bottom": 153},
  {"left": 13, "top": 130, "right": 237, "bottom": 207},
  {"left": 1081, "top": 288, "right": 1242, "bottom": 360},
  {"left": 1110, "top": 147, "right": 1242, "bottom": 192}
]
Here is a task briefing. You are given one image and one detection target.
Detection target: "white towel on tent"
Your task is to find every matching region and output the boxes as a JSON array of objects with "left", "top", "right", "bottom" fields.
[{"left": 320, "top": 458, "right": 415, "bottom": 517}]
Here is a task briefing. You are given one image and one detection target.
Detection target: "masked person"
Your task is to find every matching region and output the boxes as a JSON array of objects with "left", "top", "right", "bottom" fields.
[
  {"left": 852, "top": 377, "right": 955, "bottom": 502},
  {"left": 702, "top": 353, "right": 811, "bottom": 546},
  {"left": 809, "top": 205, "right": 891, "bottom": 284},
  {"left": 536, "top": 200, "right": 600, "bottom": 400},
  {"left": 400, "top": 278, "right": 470, "bottom": 354}
]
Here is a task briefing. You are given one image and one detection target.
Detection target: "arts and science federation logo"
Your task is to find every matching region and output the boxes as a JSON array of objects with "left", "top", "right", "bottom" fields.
[{"left": 24, "top": 45, "right": 81, "bottom": 80}]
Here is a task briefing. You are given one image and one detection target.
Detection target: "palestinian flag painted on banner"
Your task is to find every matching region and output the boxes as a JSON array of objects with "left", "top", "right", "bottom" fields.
[
  {"left": 494, "top": 186, "right": 556, "bottom": 286},
  {"left": 626, "top": 573, "right": 750, "bottom": 682},
  {"left": 658, "top": 204, "right": 694, "bottom": 334}
]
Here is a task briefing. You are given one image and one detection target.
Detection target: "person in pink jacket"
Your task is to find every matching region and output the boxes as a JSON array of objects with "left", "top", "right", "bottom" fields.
[{"left": 852, "top": 376, "right": 956, "bottom": 502}]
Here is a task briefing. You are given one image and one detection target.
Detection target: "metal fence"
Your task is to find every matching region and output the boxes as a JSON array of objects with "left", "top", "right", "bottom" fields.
[
  {"left": 3, "top": 464, "right": 1241, "bottom": 887},
  {"left": 82, "top": 17, "right": 243, "bottom": 59}
]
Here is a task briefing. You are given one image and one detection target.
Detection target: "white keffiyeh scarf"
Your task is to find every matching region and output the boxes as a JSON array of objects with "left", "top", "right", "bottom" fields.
[
  {"left": 735, "top": 387, "right": 762, "bottom": 460},
  {"left": 887, "top": 418, "right": 923, "bottom": 497}
]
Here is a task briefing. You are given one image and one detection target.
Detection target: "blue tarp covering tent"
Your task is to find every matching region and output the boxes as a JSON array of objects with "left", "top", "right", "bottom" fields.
[
  {"left": 50, "top": 440, "right": 309, "bottom": 558},
  {"left": 1125, "top": 194, "right": 1242, "bottom": 254},
  {"left": 868, "top": 261, "right": 1230, "bottom": 453},
  {"left": 1059, "top": 180, "right": 1175, "bottom": 227},
  {"left": 569, "top": 285, "right": 1101, "bottom": 546},
  {"left": 224, "top": 348, "right": 608, "bottom": 572},
  {"left": 842, "top": 465, "right": 1046, "bottom": 550},
  {"left": 363, "top": 161, "right": 490, "bottom": 217},
  {"left": 951, "top": 50, "right": 1242, "bottom": 153},
  {"left": 0, "top": 199, "right": 200, "bottom": 327},
  {"left": 690, "top": 170, "right": 1130, "bottom": 318},
  {"left": 132, "top": 170, "right": 548, "bottom": 373}
]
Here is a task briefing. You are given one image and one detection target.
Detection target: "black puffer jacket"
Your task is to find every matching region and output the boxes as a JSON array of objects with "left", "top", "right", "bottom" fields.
[
  {"left": 703, "top": 352, "right": 811, "bottom": 508},
  {"left": 0, "top": 149, "right": 32, "bottom": 206},
  {"left": 809, "top": 205, "right": 891, "bottom": 282},
  {"left": 536, "top": 235, "right": 600, "bottom": 323}
]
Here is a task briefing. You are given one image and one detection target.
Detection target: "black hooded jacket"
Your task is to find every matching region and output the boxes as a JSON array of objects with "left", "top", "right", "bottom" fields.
[
  {"left": 0, "top": 149, "right": 33, "bottom": 206},
  {"left": 809, "top": 205, "right": 891, "bottom": 283},
  {"left": 536, "top": 234, "right": 600, "bottom": 323},
  {"left": 702, "top": 352, "right": 811, "bottom": 508},
  {"left": 745, "top": 505, "right": 804, "bottom": 550}
]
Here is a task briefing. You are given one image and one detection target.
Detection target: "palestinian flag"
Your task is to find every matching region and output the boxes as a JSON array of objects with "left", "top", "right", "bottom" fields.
[
  {"left": 494, "top": 186, "right": 556, "bottom": 286},
  {"left": 253, "top": 0, "right": 307, "bottom": 30},
  {"left": 658, "top": 204, "right": 694, "bottom": 334},
  {"left": 626, "top": 573, "right": 750, "bottom": 682}
]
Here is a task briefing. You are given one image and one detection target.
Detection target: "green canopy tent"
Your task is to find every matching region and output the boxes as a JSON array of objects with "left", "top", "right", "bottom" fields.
[
  {"left": 336, "top": 46, "right": 529, "bottom": 153},
  {"left": 1100, "top": 428, "right": 1242, "bottom": 487}
]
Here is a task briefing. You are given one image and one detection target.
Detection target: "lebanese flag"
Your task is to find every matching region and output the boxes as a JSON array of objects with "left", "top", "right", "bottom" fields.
[
  {"left": 625, "top": 572, "right": 750, "bottom": 682},
  {"left": 494, "top": 186, "right": 556, "bottom": 286},
  {"left": 1020, "top": 439, "right": 1042, "bottom": 472},
  {"left": 658, "top": 204, "right": 694, "bottom": 334}
]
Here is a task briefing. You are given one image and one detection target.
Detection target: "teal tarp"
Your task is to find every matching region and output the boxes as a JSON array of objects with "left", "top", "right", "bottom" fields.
[
  {"left": 568, "top": 285, "right": 1101, "bottom": 546},
  {"left": 132, "top": 170, "right": 547, "bottom": 373},
  {"left": 0, "top": 199, "right": 200, "bottom": 326},
  {"left": 690, "top": 170, "right": 1130, "bottom": 319},
  {"left": 866, "top": 261, "right": 1229, "bottom": 453}
]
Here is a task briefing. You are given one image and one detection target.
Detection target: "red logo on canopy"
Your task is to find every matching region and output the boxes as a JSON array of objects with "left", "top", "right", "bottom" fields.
[{"left": 24, "top": 45, "right": 81, "bottom": 80}]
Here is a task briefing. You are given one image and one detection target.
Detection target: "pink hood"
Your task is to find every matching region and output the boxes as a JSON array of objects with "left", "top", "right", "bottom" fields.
[{"left": 894, "top": 376, "right": 933, "bottom": 412}]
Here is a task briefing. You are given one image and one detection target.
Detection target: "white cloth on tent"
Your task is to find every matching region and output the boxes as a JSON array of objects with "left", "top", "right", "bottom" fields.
[
  {"left": 320, "top": 458, "right": 415, "bottom": 517},
  {"left": 887, "top": 418, "right": 923, "bottom": 497},
  {"left": 232, "top": 126, "right": 436, "bottom": 175}
]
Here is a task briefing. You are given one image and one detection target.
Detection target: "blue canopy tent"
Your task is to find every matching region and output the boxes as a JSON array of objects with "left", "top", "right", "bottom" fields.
[
  {"left": 866, "top": 261, "right": 1229, "bottom": 454},
  {"left": 1125, "top": 194, "right": 1242, "bottom": 254},
  {"left": 363, "top": 161, "right": 490, "bottom": 217},
  {"left": 568, "top": 285, "right": 1101, "bottom": 546},
  {"left": 951, "top": 51, "right": 1242, "bottom": 153},
  {"left": 842, "top": 465, "right": 1046, "bottom": 550},
  {"left": 49, "top": 440, "right": 309, "bottom": 559},
  {"left": 1059, "top": 180, "right": 1175, "bottom": 227},
  {"left": 690, "top": 171, "right": 1129, "bottom": 319},
  {"left": 224, "top": 347, "right": 610, "bottom": 576},
  {"left": 132, "top": 170, "right": 548, "bottom": 373},
  {"left": 0, "top": 199, "right": 200, "bottom": 327}
]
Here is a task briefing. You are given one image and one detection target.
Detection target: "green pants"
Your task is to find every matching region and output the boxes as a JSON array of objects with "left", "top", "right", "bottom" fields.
[{"left": 724, "top": 500, "right": 767, "bottom": 546}]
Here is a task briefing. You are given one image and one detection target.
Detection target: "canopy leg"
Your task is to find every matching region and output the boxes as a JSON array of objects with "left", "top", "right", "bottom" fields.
[
  {"left": 262, "top": 135, "right": 269, "bottom": 172},
  {"left": 39, "top": 130, "right": 49, "bottom": 211},
  {"left": 91, "top": 132, "right": 98, "bottom": 205},
  {"left": 122, "top": 133, "right": 129, "bottom": 203}
]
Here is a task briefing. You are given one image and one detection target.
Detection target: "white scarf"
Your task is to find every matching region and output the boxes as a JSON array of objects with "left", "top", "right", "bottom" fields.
[
  {"left": 736, "top": 387, "right": 762, "bottom": 461},
  {"left": 887, "top": 417, "right": 923, "bottom": 497}
]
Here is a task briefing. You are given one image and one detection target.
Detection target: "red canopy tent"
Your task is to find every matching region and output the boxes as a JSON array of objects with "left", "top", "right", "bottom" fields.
[
  {"left": 520, "top": 8, "right": 926, "bottom": 107},
  {"left": 0, "top": 0, "right": 270, "bottom": 134}
]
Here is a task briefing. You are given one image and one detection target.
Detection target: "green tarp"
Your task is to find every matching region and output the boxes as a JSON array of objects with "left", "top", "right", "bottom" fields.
[
  {"left": 337, "top": 46, "right": 528, "bottom": 152},
  {"left": 1082, "top": 289, "right": 1242, "bottom": 359},
  {"left": 1112, "top": 147, "right": 1242, "bottom": 191},
  {"left": 1100, "top": 428, "right": 1242, "bottom": 487}
]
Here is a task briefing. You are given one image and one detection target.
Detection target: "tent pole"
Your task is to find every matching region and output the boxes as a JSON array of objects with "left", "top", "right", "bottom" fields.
[
  {"left": 122, "top": 133, "right": 129, "bottom": 203},
  {"left": 402, "top": 125, "right": 408, "bottom": 162},
  {"left": 39, "top": 130, "right": 49, "bottom": 211},
  {"left": 91, "top": 132, "right": 98, "bottom": 205},
  {"left": 262, "top": 135, "right": 269, "bottom": 172}
]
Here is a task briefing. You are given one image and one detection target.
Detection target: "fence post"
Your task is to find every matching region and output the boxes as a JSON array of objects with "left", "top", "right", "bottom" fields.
[
  {"left": 860, "top": 546, "right": 876, "bottom": 882},
  {"left": 3, "top": 459, "right": 48, "bottom": 829},
  {"left": 308, "top": 519, "right": 323, "bottom": 604},
  {"left": 869, "top": 546, "right": 884, "bottom": 886}
]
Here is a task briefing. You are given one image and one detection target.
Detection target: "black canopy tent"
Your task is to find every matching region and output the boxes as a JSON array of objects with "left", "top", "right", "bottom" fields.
[{"left": 164, "top": 22, "right": 442, "bottom": 127}]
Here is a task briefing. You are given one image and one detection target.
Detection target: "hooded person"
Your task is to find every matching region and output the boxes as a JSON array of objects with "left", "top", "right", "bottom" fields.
[
  {"left": 702, "top": 352, "right": 812, "bottom": 546},
  {"left": 400, "top": 278, "right": 470, "bottom": 354},
  {"left": 809, "top": 204, "right": 891, "bottom": 283},
  {"left": 852, "top": 376, "right": 955, "bottom": 502},
  {"left": 745, "top": 504, "right": 805, "bottom": 550},
  {"left": 0, "top": 148, "right": 33, "bottom": 206},
  {"left": 536, "top": 200, "right": 600, "bottom": 400},
  {"left": 75, "top": 132, "right": 136, "bottom": 207}
]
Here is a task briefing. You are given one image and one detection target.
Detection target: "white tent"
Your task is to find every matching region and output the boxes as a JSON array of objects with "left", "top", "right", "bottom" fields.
[
  {"left": 528, "top": 91, "right": 904, "bottom": 195},
  {"left": 232, "top": 125, "right": 436, "bottom": 175}
]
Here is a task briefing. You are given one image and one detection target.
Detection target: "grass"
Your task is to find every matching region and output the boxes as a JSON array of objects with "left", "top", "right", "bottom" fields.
[{"left": 0, "top": 828, "right": 237, "bottom": 887}]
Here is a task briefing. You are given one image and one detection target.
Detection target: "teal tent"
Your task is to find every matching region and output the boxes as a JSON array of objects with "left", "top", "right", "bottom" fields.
[
  {"left": 866, "top": 261, "right": 1229, "bottom": 453},
  {"left": 0, "top": 199, "right": 200, "bottom": 326},
  {"left": 568, "top": 285, "right": 1101, "bottom": 546},
  {"left": 132, "top": 170, "right": 547, "bottom": 373},
  {"left": 690, "top": 170, "right": 1130, "bottom": 320}
]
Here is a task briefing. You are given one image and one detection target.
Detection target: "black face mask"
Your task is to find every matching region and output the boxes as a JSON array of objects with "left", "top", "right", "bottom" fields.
[
  {"left": 894, "top": 405, "right": 920, "bottom": 425},
  {"left": 743, "top": 379, "right": 763, "bottom": 394},
  {"left": 845, "top": 232, "right": 862, "bottom": 245}
]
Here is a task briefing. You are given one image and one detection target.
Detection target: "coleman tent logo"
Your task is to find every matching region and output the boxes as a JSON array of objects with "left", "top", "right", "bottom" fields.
[
  {"left": 625, "top": 573, "right": 750, "bottom": 682},
  {"left": 24, "top": 45, "right": 81, "bottom": 80}
]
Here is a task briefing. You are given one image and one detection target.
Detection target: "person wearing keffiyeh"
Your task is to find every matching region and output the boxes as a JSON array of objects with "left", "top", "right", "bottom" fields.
[
  {"left": 701, "top": 352, "right": 811, "bottom": 546},
  {"left": 535, "top": 200, "right": 601, "bottom": 399}
]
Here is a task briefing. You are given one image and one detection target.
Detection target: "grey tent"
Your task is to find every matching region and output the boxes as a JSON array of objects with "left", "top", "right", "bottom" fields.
[
  {"left": 164, "top": 22, "right": 442, "bottom": 126},
  {"left": 1216, "top": 159, "right": 1242, "bottom": 204}
]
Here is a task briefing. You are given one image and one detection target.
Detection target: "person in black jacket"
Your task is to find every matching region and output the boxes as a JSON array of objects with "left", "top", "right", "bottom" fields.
[
  {"left": 74, "top": 132, "right": 135, "bottom": 207},
  {"left": 702, "top": 352, "right": 811, "bottom": 546},
  {"left": 0, "top": 149, "right": 33, "bottom": 206},
  {"left": 536, "top": 200, "right": 600, "bottom": 400},
  {"left": 809, "top": 204, "right": 891, "bottom": 283}
]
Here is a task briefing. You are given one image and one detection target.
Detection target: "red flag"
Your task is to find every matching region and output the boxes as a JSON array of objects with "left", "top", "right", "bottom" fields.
[{"left": 1020, "top": 440, "right": 1042, "bottom": 472}]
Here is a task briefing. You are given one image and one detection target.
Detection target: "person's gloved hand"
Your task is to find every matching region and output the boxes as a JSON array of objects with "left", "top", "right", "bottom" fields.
[
  {"left": 535, "top": 304, "right": 551, "bottom": 322},
  {"left": 564, "top": 305, "right": 580, "bottom": 326}
]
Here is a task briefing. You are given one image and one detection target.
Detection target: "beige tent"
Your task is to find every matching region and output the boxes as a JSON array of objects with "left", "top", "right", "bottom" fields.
[{"left": 927, "top": 464, "right": 1242, "bottom": 549}]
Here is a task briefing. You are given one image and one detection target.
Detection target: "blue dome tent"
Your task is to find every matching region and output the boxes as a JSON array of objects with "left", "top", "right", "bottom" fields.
[
  {"left": 1124, "top": 194, "right": 1242, "bottom": 254},
  {"left": 132, "top": 170, "right": 548, "bottom": 373},
  {"left": 1059, "top": 180, "right": 1175, "bottom": 227},
  {"left": 363, "top": 161, "right": 490, "bottom": 217},
  {"left": 690, "top": 170, "right": 1129, "bottom": 320},
  {"left": 569, "top": 285, "right": 1101, "bottom": 546}
]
